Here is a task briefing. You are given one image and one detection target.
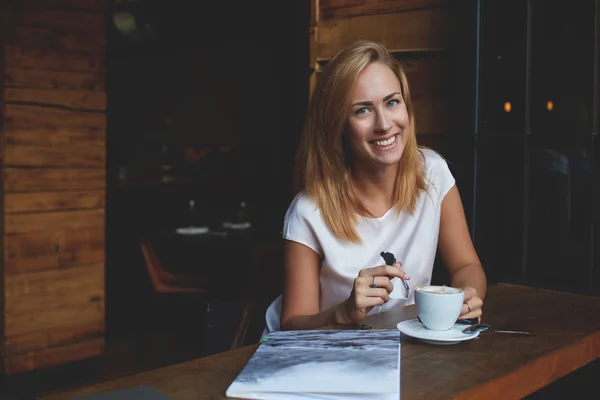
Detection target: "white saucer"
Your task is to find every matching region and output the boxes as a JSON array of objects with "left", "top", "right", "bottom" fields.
[{"left": 396, "top": 319, "right": 480, "bottom": 345}]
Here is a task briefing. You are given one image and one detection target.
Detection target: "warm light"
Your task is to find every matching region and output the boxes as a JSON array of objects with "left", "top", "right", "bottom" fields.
[
  {"left": 504, "top": 101, "right": 512, "bottom": 113},
  {"left": 112, "top": 11, "right": 137, "bottom": 34},
  {"left": 546, "top": 100, "right": 554, "bottom": 111}
]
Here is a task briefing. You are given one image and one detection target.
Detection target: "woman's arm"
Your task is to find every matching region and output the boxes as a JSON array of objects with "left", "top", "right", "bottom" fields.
[
  {"left": 438, "top": 185, "right": 487, "bottom": 316},
  {"left": 280, "top": 240, "right": 346, "bottom": 330},
  {"left": 280, "top": 240, "right": 405, "bottom": 330}
]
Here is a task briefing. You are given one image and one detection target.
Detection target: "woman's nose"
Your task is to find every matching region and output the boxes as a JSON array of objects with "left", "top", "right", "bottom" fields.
[{"left": 374, "top": 111, "right": 392, "bottom": 132}]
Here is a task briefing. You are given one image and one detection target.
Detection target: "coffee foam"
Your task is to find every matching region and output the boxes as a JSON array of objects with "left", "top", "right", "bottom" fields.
[{"left": 416, "top": 285, "right": 462, "bottom": 294}]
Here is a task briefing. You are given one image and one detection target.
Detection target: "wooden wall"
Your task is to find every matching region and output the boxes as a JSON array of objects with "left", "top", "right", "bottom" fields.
[
  {"left": 1, "top": 0, "right": 107, "bottom": 374},
  {"left": 310, "top": 0, "right": 455, "bottom": 135}
]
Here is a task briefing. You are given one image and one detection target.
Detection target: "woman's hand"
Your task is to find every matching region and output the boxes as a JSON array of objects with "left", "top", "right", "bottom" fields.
[
  {"left": 460, "top": 286, "right": 483, "bottom": 320},
  {"left": 338, "top": 263, "right": 409, "bottom": 325}
]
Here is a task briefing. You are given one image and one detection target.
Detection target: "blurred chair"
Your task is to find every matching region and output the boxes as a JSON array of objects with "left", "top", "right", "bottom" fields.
[
  {"left": 140, "top": 236, "right": 211, "bottom": 292},
  {"left": 137, "top": 235, "right": 256, "bottom": 362},
  {"left": 229, "top": 240, "right": 284, "bottom": 348}
]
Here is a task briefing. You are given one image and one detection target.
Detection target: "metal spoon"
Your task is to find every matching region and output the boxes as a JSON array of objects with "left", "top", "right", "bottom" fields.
[{"left": 462, "top": 323, "right": 535, "bottom": 336}]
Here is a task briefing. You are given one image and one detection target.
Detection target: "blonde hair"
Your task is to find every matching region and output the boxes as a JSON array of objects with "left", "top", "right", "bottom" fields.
[{"left": 294, "top": 39, "right": 428, "bottom": 243}]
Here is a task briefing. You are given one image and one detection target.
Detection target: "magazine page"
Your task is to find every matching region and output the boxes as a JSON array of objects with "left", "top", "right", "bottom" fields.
[{"left": 226, "top": 329, "right": 400, "bottom": 400}]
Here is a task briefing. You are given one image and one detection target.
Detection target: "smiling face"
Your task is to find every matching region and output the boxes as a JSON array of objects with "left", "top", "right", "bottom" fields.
[{"left": 345, "top": 62, "right": 410, "bottom": 173}]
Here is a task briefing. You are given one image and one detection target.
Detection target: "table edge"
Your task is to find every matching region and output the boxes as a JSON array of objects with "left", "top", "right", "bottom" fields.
[{"left": 453, "top": 330, "right": 600, "bottom": 400}]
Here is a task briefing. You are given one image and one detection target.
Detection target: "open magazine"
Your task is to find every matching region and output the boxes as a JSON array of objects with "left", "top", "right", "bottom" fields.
[{"left": 226, "top": 329, "right": 401, "bottom": 400}]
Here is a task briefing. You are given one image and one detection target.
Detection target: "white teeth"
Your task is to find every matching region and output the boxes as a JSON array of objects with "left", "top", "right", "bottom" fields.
[{"left": 373, "top": 135, "right": 396, "bottom": 147}]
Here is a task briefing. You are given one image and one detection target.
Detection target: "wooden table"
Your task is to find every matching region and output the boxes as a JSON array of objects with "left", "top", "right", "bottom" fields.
[{"left": 42, "top": 283, "right": 600, "bottom": 399}]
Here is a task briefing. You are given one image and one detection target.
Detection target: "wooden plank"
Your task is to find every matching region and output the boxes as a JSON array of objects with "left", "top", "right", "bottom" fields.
[
  {"left": 4, "top": 249, "right": 104, "bottom": 274},
  {"left": 4, "top": 228, "right": 105, "bottom": 273},
  {"left": 3, "top": 104, "right": 105, "bottom": 146},
  {"left": 4, "top": 319, "right": 104, "bottom": 356},
  {"left": 5, "top": 300, "right": 104, "bottom": 337},
  {"left": 3, "top": 168, "right": 106, "bottom": 192},
  {"left": 4, "top": 264, "right": 104, "bottom": 336},
  {"left": 5, "top": 45, "right": 104, "bottom": 72},
  {"left": 6, "top": 9, "right": 104, "bottom": 36},
  {"left": 5, "top": 228, "right": 104, "bottom": 259},
  {"left": 4, "top": 144, "right": 105, "bottom": 168},
  {"left": 5, "top": 209, "right": 104, "bottom": 234},
  {"left": 12, "top": 0, "right": 108, "bottom": 12},
  {"left": 317, "top": 8, "right": 455, "bottom": 60},
  {"left": 320, "top": 0, "right": 450, "bottom": 19},
  {"left": 5, "top": 278, "right": 103, "bottom": 316},
  {"left": 4, "top": 89, "right": 106, "bottom": 111},
  {"left": 5, "top": 67, "right": 105, "bottom": 91},
  {"left": 413, "top": 95, "right": 452, "bottom": 134},
  {"left": 4, "top": 337, "right": 104, "bottom": 375},
  {"left": 399, "top": 56, "right": 451, "bottom": 97},
  {"left": 5, "top": 25, "right": 105, "bottom": 53},
  {"left": 5, "top": 190, "right": 105, "bottom": 213}
]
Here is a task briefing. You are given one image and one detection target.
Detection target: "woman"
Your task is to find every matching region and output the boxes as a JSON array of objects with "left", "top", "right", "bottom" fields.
[{"left": 265, "top": 40, "right": 486, "bottom": 333}]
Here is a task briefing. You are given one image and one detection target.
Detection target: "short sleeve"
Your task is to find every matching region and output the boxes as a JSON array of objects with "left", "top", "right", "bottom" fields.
[
  {"left": 436, "top": 156, "right": 456, "bottom": 199},
  {"left": 423, "top": 149, "right": 456, "bottom": 200},
  {"left": 282, "top": 193, "right": 323, "bottom": 257}
]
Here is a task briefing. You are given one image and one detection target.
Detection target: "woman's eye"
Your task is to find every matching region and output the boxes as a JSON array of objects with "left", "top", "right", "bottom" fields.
[
  {"left": 387, "top": 99, "right": 400, "bottom": 107},
  {"left": 355, "top": 107, "right": 369, "bottom": 115}
]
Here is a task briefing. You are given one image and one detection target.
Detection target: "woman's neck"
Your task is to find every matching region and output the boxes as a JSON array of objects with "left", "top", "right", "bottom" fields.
[{"left": 351, "top": 164, "right": 398, "bottom": 218}]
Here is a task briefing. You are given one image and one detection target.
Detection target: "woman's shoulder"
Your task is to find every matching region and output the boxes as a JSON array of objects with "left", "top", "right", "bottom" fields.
[
  {"left": 418, "top": 147, "right": 455, "bottom": 197},
  {"left": 286, "top": 190, "right": 320, "bottom": 218},
  {"left": 419, "top": 147, "right": 448, "bottom": 169}
]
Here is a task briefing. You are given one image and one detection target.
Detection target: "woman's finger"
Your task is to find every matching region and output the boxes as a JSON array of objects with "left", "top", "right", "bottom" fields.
[
  {"left": 369, "top": 276, "right": 393, "bottom": 293},
  {"left": 358, "top": 296, "right": 386, "bottom": 308},
  {"left": 360, "top": 264, "right": 410, "bottom": 280},
  {"left": 461, "top": 297, "right": 483, "bottom": 316},
  {"left": 460, "top": 307, "right": 482, "bottom": 319},
  {"left": 462, "top": 286, "right": 478, "bottom": 301},
  {"left": 367, "top": 287, "right": 390, "bottom": 302}
]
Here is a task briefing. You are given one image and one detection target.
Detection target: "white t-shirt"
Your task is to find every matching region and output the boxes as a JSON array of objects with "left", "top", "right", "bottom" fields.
[{"left": 264, "top": 148, "right": 456, "bottom": 333}]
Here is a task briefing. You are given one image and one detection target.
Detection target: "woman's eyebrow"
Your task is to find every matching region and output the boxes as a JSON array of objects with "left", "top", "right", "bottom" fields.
[{"left": 351, "top": 92, "right": 402, "bottom": 107}]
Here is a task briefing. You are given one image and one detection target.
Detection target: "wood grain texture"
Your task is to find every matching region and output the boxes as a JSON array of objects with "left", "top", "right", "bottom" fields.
[
  {"left": 4, "top": 264, "right": 104, "bottom": 334},
  {"left": 317, "top": 8, "right": 455, "bottom": 60},
  {"left": 5, "top": 67, "right": 105, "bottom": 91},
  {"left": 3, "top": 319, "right": 105, "bottom": 356},
  {"left": 1, "top": 0, "right": 108, "bottom": 374},
  {"left": 4, "top": 168, "right": 106, "bottom": 192},
  {"left": 4, "top": 227, "right": 105, "bottom": 273},
  {"left": 413, "top": 95, "right": 452, "bottom": 134},
  {"left": 5, "top": 45, "right": 105, "bottom": 72},
  {"left": 4, "top": 190, "right": 105, "bottom": 213},
  {"left": 320, "top": 0, "right": 450, "bottom": 19},
  {"left": 5, "top": 8, "right": 104, "bottom": 35},
  {"left": 40, "top": 284, "right": 600, "bottom": 400},
  {"left": 5, "top": 209, "right": 104, "bottom": 234},
  {"left": 3, "top": 104, "right": 105, "bottom": 147},
  {"left": 11, "top": 0, "right": 107, "bottom": 12},
  {"left": 5, "top": 25, "right": 106, "bottom": 53},
  {"left": 4, "top": 143, "right": 105, "bottom": 167},
  {"left": 4, "top": 88, "right": 106, "bottom": 110},
  {"left": 400, "top": 55, "right": 451, "bottom": 97},
  {"left": 5, "top": 337, "right": 104, "bottom": 375}
]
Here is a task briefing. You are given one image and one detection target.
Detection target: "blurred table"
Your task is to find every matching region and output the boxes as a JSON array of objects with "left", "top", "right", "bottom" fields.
[
  {"left": 41, "top": 283, "right": 600, "bottom": 399},
  {"left": 147, "top": 227, "right": 256, "bottom": 281}
]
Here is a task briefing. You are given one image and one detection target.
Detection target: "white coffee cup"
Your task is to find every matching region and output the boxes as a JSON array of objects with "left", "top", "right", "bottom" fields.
[{"left": 415, "top": 285, "right": 464, "bottom": 331}]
